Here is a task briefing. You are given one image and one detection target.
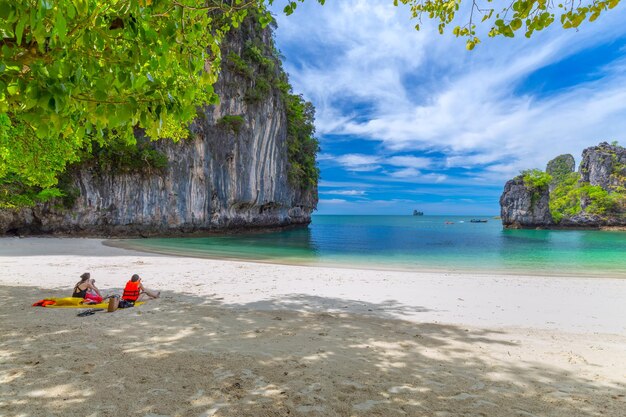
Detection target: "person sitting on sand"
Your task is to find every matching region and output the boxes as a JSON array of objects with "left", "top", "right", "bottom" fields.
[
  {"left": 85, "top": 279, "right": 104, "bottom": 303},
  {"left": 122, "top": 274, "right": 160, "bottom": 302},
  {"left": 73, "top": 272, "right": 103, "bottom": 303}
]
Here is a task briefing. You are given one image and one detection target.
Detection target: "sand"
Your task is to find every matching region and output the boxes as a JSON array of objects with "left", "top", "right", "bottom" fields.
[{"left": 0, "top": 237, "right": 625, "bottom": 417}]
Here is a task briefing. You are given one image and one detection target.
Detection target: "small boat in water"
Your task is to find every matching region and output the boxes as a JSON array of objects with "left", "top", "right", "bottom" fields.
[
  {"left": 470, "top": 219, "right": 488, "bottom": 223},
  {"left": 444, "top": 221, "right": 455, "bottom": 224}
]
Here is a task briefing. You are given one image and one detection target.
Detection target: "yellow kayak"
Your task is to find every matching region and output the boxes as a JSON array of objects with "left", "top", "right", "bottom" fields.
[{"left": 34, "top": 297, "right": 143, "bottom": 309}]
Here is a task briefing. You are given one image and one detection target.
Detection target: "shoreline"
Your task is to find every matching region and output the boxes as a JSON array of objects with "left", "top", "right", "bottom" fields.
[
  {"left": 1, "top": 237, "right": 625, "bottom": 416},
  {"left": 106, "top": 237, "right": 626, "bottom": 280}
]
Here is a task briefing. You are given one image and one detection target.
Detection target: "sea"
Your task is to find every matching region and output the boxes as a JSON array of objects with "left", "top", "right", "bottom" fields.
[{"left": 121, "top": 215, "right": 626, "bottom": 277}]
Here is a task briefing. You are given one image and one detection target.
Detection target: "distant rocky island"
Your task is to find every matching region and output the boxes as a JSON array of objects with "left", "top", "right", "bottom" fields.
[{"left": 500, "top": 142, "right": 626, "bottom": 229}]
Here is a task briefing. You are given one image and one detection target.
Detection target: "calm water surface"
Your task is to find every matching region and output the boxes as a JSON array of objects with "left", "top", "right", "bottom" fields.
[{"left": 122, "top": 215, "right": 626, "bottom": 277}]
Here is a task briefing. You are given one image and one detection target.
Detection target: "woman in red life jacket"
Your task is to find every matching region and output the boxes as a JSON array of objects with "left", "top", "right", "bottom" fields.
[{"left": 122, "top": 274, "right": 160, "bottom": 302}]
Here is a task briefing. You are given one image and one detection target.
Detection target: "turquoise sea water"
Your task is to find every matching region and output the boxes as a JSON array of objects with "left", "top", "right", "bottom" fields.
[{"left": 122, "top": 215, "right": 626, "bottom": 277}]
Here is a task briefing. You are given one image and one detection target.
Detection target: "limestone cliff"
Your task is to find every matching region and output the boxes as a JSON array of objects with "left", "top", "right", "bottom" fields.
[
  {"left": 500, "top": 142, "right": 626, "bottom": 229},
  {"left": 579, "top": 143, "right": 626, "bottom": 191},
  {"left": 499, "top": 177, "right": 553, "bottom": 228},
  {"left": 0, "top": 20, "right": 318, "bottom": 236}
]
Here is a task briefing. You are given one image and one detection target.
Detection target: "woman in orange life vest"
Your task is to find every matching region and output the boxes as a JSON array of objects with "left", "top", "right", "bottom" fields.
[{"left": 122, "top": 274, "right": 160, "bottom": 302}]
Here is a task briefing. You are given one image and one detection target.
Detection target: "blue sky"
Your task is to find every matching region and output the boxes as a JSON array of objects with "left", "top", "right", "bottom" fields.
[{"left": 269, "top": 1, "right": 626, "bottom": 215}]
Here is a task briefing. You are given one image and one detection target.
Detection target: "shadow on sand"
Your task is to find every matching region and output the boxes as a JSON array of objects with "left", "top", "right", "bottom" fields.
[{"left": 1, "top": 285, "right": 624, "bottom": 416}]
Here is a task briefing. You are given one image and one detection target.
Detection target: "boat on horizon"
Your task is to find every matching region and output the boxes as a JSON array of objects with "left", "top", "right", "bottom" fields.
[
  {"left": 413, "top": 210, "right": 424, "bottom": 216},
  {"left": 470, "top": 219, "right": 488, "bottom": 223}
]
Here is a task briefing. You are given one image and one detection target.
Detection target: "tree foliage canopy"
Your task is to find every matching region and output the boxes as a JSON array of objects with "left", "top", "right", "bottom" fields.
[{"left": 398, "top": 0, "right": 621, "bottom": 50}]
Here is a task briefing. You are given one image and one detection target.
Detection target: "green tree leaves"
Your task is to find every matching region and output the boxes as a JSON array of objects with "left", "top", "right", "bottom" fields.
[
  {"left": 275, "top": 0, "right": 325, "bottom": 15},
  {"left": 394, "top": 0, "right": 621, "bottom": 49}
]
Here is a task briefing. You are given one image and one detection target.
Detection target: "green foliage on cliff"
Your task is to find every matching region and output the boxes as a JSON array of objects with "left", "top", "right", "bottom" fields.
[
  {"left": 217, "top": 115, "right": 246, "bottom": 135},
  {"left": 550, "top": 176, "right": 622, "bottom": 223},
  {"left": 285, "top": 94, "right": 320, "bottom": 189},
  {"left": 520, "top": 169, "right": 552, "bottom": 209},
  {"left": 549, "top": 172, "right": 582, "bottom": 223},
  {"left": 518, "top": 165, "right": 624, "bottom": 222},
  {"left": 581, "top": 184, "right": 620, "bottom": 214},
  {"left": 521, "top": 169, "right": 552, "bottom": 190},
  {"left": 226, "top": 52, "right": 255, "bottom": 79},
  {"left": 232, "top": 34, "right": 281, "bottom": 105}
]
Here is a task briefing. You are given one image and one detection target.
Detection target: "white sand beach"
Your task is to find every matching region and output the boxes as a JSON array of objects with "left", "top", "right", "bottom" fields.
[{"left": 1, "top": 237, "right": 625, "bottom": 416}]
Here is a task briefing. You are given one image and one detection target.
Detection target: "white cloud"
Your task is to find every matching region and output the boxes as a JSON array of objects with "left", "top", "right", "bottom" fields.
[
  {"left": 424, "top": 174, "right": 447, "bottom": 183},
  {"left": 389, "top": 167, "right": 420, "bottom": 178},
  {"left": 273, "top": 1, "right": 626, "bottom": 187},
  {"left": 273, "top": 0, "right": 430, "bottom": 132},
  {"left": 318, "top": 198, "right": 348, "bottom": 205},
  {"left": 335, "top": 154, "right": 368, "bottom": 165},
  {"left": 318, "top": 180, "right": 378, "bottom": 188},
  {"left": 323, "top": 152, "right": 434, "bottom": 174},
  {"left": 316, "top": 153, "right": 336, "bottom": 161},
  {"left": 334, "top": 154, "right": 380, "bottom": 171},
  {"left": 386, "top": 155, "right": 432, "bottom": 169},
  {"left": 365, "top": 172, "right": 448, "bottom": 184},
  {"left": 404, "top": 186, "right": 501, "bottom": 197},
  {"left": 445, "top": 153, "right": 509, "bottom": 169},
  {"left": 322, "top": 189, "right": 367, "bottom": 196}
]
